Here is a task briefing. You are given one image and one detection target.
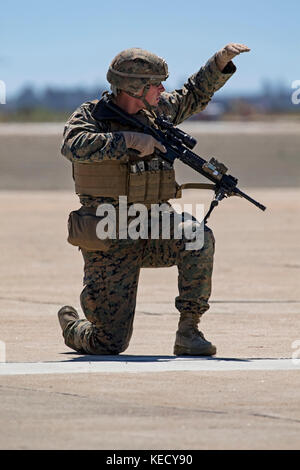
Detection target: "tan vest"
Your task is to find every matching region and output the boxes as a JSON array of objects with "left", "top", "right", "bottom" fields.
[{"left": 73, "top": 114, "right": 181, "bottom": 204}]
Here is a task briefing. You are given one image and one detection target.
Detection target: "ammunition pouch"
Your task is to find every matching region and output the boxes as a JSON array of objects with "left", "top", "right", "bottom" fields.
[
  {"left": 127, "top": 167, "right": 180, "bottom": 203},
  {"left": 73, "top": 160, "right": 181, "bottom": 204},
  {"left": 67, "top": 206, "right": 114, "bottom": 252}
]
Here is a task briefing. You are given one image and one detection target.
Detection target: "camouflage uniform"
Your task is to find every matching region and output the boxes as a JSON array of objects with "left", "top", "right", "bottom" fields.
[{"left": 60, "top": 52, "right": 236, "bottom": 354}]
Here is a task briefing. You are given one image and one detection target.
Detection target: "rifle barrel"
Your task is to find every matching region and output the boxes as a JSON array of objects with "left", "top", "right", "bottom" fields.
[
  {"left": 233, "top": 188, "right": 266, "bottom": 211},
  {"left": 103, "top": 99, "right": 267, "bottom": 213}
]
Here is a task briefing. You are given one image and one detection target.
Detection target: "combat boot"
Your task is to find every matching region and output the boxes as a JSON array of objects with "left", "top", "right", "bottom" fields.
[
  {"left": 58, "top": 305, "right": 79, "bottom": 332},
  {"left": 173, "top": 313, "right": 216, "bottom": 356}
]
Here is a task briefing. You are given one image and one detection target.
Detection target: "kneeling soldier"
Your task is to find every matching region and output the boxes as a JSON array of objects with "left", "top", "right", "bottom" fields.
[{"left": 58, "top": 44, "right": 250, "bottom": 356}]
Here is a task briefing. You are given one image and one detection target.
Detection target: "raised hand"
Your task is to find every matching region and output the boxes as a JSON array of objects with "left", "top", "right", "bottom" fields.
[{"left": 215, "top": 43, "right": 250, "bottom": 71}]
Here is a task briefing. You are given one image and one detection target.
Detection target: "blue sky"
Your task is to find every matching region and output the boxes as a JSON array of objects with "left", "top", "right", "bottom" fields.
[{"left": 1, "top": 0, "right": 299, "bottom": 97}]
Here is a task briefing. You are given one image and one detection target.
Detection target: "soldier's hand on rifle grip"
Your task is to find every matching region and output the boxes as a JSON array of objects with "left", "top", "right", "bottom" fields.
[{"left": 122, "top": 131, "right": 167, "bottom": 158}]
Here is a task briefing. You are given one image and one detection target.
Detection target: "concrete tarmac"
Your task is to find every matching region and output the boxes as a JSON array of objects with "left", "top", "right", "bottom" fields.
[{"left": 0, "top": 188, "right": 299, "bottom": 449}]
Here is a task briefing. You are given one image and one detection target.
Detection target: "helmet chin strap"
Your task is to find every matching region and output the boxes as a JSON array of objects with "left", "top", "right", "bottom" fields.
[{"left": 125, "top": 84, "right": 157, "bottom": 117}]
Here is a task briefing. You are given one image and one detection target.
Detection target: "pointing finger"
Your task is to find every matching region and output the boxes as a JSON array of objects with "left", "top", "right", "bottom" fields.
[{"left": 233, "top": 43, "right": 251, "bottom": 52}]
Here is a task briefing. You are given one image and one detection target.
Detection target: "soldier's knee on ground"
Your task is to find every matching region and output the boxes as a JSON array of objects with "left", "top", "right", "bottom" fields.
[
  {"left": 111, "top": 338, "right": 131, "bottom": 355},
  {"left": 79, "top": 284, "right": 134, "bottom": 355},
  {"left": 87, "top": 326, "right": 132, "bottom": 355}
]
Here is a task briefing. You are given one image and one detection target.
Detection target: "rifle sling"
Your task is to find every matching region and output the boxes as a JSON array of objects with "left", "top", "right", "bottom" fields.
[{"left": 179, "top": 183, "right": 216, "bottom": 191}]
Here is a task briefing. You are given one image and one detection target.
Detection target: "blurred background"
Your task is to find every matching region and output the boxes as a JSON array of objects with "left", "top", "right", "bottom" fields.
[{"left": 0, "top": 0, "right": 299, "bottom": 189}]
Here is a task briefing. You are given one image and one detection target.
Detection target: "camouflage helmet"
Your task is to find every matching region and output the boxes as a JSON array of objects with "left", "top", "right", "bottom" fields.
[{"left": 107, "top": 47, "right": 169, "bottom": 95}]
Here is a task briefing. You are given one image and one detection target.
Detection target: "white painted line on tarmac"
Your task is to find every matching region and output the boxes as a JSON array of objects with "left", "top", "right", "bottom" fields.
[
  {"left": 1, "top": 122, "right": 300, "bottom": 136},
  {"left": 0, "top": 123, "right": 64, "bottom": 135},
  {"left": 0, "top": 358, "right": 299, "bottom": 376},
  {"left": 180, "top": 121, "right": 300, "bottom": 135}
]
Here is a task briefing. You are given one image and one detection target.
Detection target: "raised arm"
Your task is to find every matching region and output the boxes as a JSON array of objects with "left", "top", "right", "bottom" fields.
[{"left": 158, "top": 43, "right": 250, "bottom": 125}]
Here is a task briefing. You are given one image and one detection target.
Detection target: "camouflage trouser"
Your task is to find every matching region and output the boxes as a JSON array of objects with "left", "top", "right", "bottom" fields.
[{"left": 63, "top": 212, "right": 215, "bottom": 354}]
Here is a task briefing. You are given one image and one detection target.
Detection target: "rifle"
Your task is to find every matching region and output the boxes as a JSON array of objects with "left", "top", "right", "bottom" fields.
[{"left": 101, "top": 97, "right": 267, "bottom": 223}]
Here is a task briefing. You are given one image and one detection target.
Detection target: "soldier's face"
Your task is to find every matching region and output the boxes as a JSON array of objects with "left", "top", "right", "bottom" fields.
[{"left": 144, "top": 83, "right": 165, "bottom": 107}]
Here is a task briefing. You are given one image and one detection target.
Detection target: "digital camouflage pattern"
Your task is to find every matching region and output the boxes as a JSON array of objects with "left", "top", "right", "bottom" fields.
[
  {"left": 61, "top": 54, "right": 235, "bottom": 163},
  {"left": 61, "top": 53, "right": 235, "bottom": 208},
  {"left": 60, "top": 52, "right": 236, "bottom": 354},
  {"left": 62, "top": 217, "right": 215, "bottom": 354}
]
